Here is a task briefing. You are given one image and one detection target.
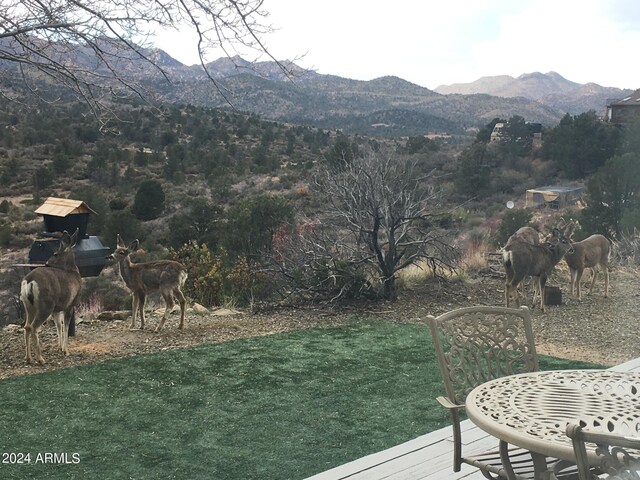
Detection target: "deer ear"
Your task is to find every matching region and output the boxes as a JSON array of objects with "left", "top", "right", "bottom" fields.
[
  {"left": 129, "top": 239, "right": 140, "bottom": 252},
  {"left": 60, "top": 231, "right": 72, "bottom": 248},
  {"left": 117, "top": 234, "right": 126, "bottom": 248},
  {"left": 69, "top": 228, "right": 79, "bottom": 247}
]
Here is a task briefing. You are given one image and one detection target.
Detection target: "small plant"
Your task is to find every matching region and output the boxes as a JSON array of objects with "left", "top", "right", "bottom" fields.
[
  {"left": 170, "top": 241, "right": 225, "bottom": 307},
  {"left": 227, "top": 258, "right": 273, "bottom": 306}
]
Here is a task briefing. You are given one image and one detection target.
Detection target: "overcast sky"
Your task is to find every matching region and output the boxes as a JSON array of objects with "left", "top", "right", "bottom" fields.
[{"left": 154, "top": 0, "right": 639, "bottom": 90}]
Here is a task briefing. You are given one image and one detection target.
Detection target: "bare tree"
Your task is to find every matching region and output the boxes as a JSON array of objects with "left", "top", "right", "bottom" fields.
[
  {"left": 289, "top": 148, "right": 457, "bottom": 301},
  {"left": 0, "top": 0, "right": 283, "bottom": 128}
]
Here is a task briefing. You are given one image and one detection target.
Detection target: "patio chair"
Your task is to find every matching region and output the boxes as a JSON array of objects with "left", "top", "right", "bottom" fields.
[
  {"left": 566, "top": 423, "right": 640, "bottom": 480},
  {"left": 427, "top": 305, "right": 575, "bottom": 480}
]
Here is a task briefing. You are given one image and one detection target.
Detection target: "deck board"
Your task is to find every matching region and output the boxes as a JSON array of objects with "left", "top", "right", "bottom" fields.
[{"left": 305, "top": 357, "right": 640, "bottom": 480}]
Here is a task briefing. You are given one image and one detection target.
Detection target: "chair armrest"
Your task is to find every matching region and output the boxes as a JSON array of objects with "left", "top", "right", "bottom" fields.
[{"left": 436, "top": 396, "right": 464, "bottom": 410}]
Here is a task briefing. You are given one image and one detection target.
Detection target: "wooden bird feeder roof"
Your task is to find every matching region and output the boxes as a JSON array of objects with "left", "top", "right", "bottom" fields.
[{"left": 34, "top": 197, "right": 96, "bottom": 217}]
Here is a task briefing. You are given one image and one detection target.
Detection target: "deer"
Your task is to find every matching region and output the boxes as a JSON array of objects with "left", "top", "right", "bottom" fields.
[
  {"left": 503, "top": 228, "right": 574, "bottom": 312},
  {"left": 505, "top": 226, "right": 541, "bottom": 303},
  {"left": 20, "top": 229, "right": 82, "bottom": 364},
  {"left": 110, "top": 235, "right": 187, "bottom": 331},
  {"left": 554, "top": 219, "right": 610, "bottom": 300}
]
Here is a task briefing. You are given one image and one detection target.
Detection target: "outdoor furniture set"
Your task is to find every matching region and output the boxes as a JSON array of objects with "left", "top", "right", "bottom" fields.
[{"left": 428, "top": 305, "right": 640, "bottom": 480}]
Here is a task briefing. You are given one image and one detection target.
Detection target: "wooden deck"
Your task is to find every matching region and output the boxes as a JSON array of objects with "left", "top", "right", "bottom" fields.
[{"left": 305, "top": 357, "right": 640, "bottom": 480}]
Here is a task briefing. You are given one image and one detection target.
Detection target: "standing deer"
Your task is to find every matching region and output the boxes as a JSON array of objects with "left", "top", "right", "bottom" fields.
[
  {"left": 21, "top": 229, "right": 82, "bottom": 364},
  {"left": 503, "top": 228, "right": 574, "bottom": 312},
  {"left": 111, "top": 235, "right": 187, "bottom": 331},
  {"left": 564, "top": 234, "right": 610, "bottom": 300},
  {"left": 505, "top": 226, "right": 541, "bottom": 303}
]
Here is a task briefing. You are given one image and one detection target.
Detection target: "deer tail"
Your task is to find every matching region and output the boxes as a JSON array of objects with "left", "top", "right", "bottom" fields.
[
  {"left": 20, "top": 280, "right": 38, "bottom": 306},
  {"left": 502, "top": 250, "right": 513, "bottom": 269}
]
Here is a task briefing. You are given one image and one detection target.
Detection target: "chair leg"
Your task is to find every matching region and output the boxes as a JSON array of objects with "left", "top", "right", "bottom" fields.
[
  {"left": 499, "top": 440, "right": 517, "bottom": 480},
  {"left": 451, "top": 409, "right": 463, "bottom": 472},
  {"left": 531, "top": 451, "right": 551, "bottom": 479}
]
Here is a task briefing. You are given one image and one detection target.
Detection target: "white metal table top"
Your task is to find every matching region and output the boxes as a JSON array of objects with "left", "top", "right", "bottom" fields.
[{"left": 465, "top": 370, "right": 640, "bottom": 462}]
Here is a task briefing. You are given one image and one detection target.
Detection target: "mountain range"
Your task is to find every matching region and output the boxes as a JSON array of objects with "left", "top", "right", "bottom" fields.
[
  {"left": 434, "top": 72, "right": 633, "bottom": 117},
  {"left": 2, "top": 39, "right": 634, "bottom": 136},
  {"left": 139, "top": 53, "right": 633, "bottom": 136}
]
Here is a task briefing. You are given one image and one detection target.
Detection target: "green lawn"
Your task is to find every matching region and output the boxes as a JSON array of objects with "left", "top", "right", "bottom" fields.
[{"left": 0, "top": 320, "right": 601, "bottom": 480}]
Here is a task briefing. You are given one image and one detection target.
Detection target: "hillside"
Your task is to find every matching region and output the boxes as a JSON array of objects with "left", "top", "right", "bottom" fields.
[
  {"left": 122, "top": 54, "right": 637, "bottom": 133},
  {"left": 145, "top": 68, "right": 564, "bottom": 135},
  {"left": 435, "top": 71, "right": 634, "bottom": 115},
  {"left": 4, "top": 40, "right": 629, "bottom": 136}
]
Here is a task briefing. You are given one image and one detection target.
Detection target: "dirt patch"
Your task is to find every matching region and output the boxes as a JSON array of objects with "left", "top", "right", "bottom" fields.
[{"left": 1, "top": 266, "right": 639, "bottom": 380}]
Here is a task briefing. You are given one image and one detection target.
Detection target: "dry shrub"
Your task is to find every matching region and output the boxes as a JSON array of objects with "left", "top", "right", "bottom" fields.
[
  {"left": 397, "top": 258, "right": 461, "bottom": 288},
  {"left": 459, "top": 229, "right": 492, "bottom": 273},
  {"left": 611, "top": 232, "right": 640, "bottom": 267},
  {"left": 79, "top": 276, "right": 130, "bottom": 312},
  {"left": 76, "top": 293, "right": 105, "bottom": 318}
]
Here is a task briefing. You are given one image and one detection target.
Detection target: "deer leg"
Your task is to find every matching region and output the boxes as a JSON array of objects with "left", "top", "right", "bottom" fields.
[
  {"left": 138, "top": 293, "right": 146, "bottom": 330},
  {"left": 530, "top": 278, "right": 538, "bottom": 309},
  {"left": 52, "top": 311, "right": 64, "bottom": 349},
  {"left": 519, "top": 280, "right": 528, "bottom": 305},
  {"left": 604, "top": 268, "right": 609, "bottom": 297},
  {"left": 24, "top": 322, "right": 33, "bottom": 364},
  {"left": 175, "top": 288, "right": 186, "bottom": 329},
  {"left": 530, "top": 278, "right": 539, "bottom": 306},
  {"left": 32, "top": 323, "right": 46, "bottom": 365},
  {"left": 61, "top": 310, "right": 71, "bottom": 356},
  {"left": 575, "top": 269, "right": 584, "bottom": 300},
  {"left": 130, "top": 293, "right": 138, "bottom": 330},
  {"left": 587, "top": 267, "right": 598, "bottom": 296},
  {"left": 538, "top": 275, "right": 548, "bottom": 312},
  {"left": 509, "top": 281, "right": 522, "bottom": 307},
  {"left": 155, "top": 291, "right": 174, "bottom": 332},
  {"left": 52, "top": 311, "right": 69, "bottom": 356}
]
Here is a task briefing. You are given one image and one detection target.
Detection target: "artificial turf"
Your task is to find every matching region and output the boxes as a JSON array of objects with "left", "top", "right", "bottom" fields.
[{"left": 0, "top": 320, "right": 601, "bottom": 479}]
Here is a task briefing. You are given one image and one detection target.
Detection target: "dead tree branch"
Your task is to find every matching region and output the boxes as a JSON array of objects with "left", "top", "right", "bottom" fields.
[{"left": 0, "top": 0, "right": 286, "bottom": 129}]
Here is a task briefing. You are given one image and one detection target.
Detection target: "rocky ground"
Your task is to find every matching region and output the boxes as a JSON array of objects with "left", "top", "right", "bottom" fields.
[{"left": 1, "top": 265, "right": 638, "bottom": 380}]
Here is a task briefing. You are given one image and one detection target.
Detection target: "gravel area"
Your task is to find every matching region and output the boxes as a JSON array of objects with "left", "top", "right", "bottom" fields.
[{"left": 1, "top": 265, "right": 638, "bottom": 380}]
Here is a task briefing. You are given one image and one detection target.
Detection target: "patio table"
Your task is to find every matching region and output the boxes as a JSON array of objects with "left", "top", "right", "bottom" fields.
[{"left": 465, "top": 369, "right": 640, "bottom": 479}]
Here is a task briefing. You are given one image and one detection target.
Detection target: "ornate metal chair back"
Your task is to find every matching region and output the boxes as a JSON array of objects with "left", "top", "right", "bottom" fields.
[
  {"left": 567, "top": 423, "right": 640, "bottom": 480},
  {"left": 427, "top": 305, "right": 539, "bottom": 406}
]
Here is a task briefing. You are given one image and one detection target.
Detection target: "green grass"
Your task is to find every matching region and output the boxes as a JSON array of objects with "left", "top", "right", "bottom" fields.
[{"left": 0, "top": 320, "right": 601, "bottom": 480}]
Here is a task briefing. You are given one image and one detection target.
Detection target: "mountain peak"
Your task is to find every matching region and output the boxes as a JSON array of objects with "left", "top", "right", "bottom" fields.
[{"left": 545, "top": 71, "right": 567, "bottom": 80}]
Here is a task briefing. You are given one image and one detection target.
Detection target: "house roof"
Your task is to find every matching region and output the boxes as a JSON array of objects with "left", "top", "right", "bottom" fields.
[
  {"left": 34, "top": 197, "right": 96, "bottom": 217},
  {"left": 527, "top": 185, "right": 583, "bottom": 194},
  {"left": 609, "top": 89, "right": 640, "bottom": 106}
]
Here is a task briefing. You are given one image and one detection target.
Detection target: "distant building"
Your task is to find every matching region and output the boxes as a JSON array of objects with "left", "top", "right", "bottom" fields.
[
  {"left": 490, "top": 122, "right": 506, "bottom": 142},
  {"left": 606, "top": 89, "right": 640, "bottom": 125},
  {"left": 525, "top": 185, "right": 584, "bottom": 210},
  {"left": 425, "top": 131, "right": 452, "bottom": 140}
]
